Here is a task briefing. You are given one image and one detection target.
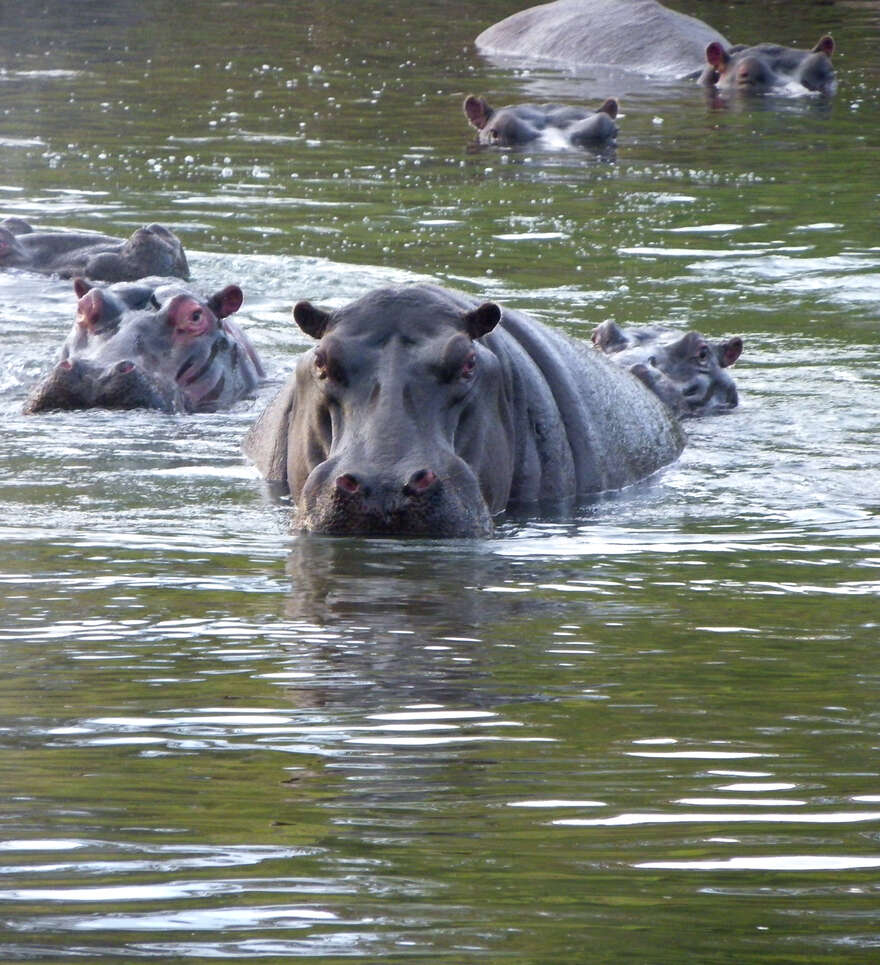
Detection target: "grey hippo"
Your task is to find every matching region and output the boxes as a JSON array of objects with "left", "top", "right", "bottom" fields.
[
  {"left": 243, "top": 284, "right": 685, "bottom": 537},
  {"left": 463, "top": 95, "right": 619, "bottom": 149},
  {"left": 591, "top": 320, "right": 743, "bottom": 418},
  {"left": 475, "top": 0, "right": 836, "bottom": 95},
  {"left": 24, "top": 277, "right": 264, "bottom": 414},
  {"left": 0, "top": 218, "right": 189, "bottom": 282}
]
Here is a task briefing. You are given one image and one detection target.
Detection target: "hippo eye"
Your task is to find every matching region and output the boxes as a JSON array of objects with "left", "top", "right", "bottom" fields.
[
  {"left": 314, "top": 347, "right": 346, "bottom": 385},
  {"left": 460, "top": 351, "right": 477, "bottom": 380},
  {"left": 490, "top": 129, "right": 500, "bottom": 140},
  {"left": 697, "top": 345, "right": 709, "bottom": 362}
]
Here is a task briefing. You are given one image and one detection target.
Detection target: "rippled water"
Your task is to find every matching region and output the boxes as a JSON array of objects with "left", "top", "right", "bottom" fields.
[{"left": 1, "top": 0, "right": 880, "bottom": 961}]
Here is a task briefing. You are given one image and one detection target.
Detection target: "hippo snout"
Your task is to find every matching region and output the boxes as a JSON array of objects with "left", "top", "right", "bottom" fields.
[
  {"left": 297, "top": 460, "right": 492, "bottom": 538},
  {"left": 24, "top": 357, "right": 177, "bottom": 413}
]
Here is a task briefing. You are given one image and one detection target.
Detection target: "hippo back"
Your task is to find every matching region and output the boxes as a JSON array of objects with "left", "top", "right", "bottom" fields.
[
  {"left": 475, "top": 0, "right": 730, "bottom": 78},
  {"left": 482, "top": 301, "right": 684, "bottom": 501}
]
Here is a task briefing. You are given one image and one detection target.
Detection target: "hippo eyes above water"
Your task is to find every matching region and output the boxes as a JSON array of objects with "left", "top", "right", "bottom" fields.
[{"left": 313, "top": 347, "right": 347, "bottom": 386}]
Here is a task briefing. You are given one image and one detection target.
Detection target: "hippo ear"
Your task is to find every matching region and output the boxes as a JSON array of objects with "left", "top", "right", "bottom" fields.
[
  {"left": 73, "top": 277, "right": 93, "bottom": 299},
  {"left": 462, "top": 302, "right": 501, "bottom": 340},
  {"left": 813, "top": 35, "right": 834, "bottom": 58},
  {"left": 207, "top": 284, "right": 244, "bottom": 319},
  {"left": 716, "top": 336, "right": 743, "bottom": 368},
  {"left": 293, "top": 300, "right": 332, "bottom": 340},
  {"left": 464, "top": 95, "right": 493, "bottom": 130},
  {"left": 705, "top": 41, "right": 729, "bottom": 69},
  {"left": 597, "top": 97, "right": 618, "bottom": 119}
]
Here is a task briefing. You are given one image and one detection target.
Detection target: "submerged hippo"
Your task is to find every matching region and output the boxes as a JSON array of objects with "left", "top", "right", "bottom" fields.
[
  {"left": 24, "top": 277, "right": 264, "bottom": 414},
  {"left": 592, "top": 320, "right": 742, "bottom": 417},
  {"left": 700, "top": 37, "right": 836, "bottom": 96},
  {"left": 464, "top": 95, "right": 619, "bottom": 149},
  {"left": 0, "top": 218, "right": 189, "bottom": 282},
  {"left": 475, "top": 0, "right": 836, "bottom": 96},
  {"left": 475, "top": 0, "right": 729, "bottom": 78},
  {"left": 243, "top": 284, "right": 685, "bottom": 537}
]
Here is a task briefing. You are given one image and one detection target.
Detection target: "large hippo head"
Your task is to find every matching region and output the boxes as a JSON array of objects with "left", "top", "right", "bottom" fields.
[
  {"left": 702, "top": 36, "right": 836, "bottom": 96},
  {"left": 25, "top": 278, "right": 264, "bottom": 414},
  {"left": 247, "top": 286, "right": 510, "bottom": 537}
]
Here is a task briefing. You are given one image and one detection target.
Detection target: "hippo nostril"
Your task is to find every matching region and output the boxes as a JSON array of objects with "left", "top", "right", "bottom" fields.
[
  {"left": 405, "top": 468, "right": 438, "bottom": 496},
  {"left": 336, "top": 473, "right": 360, "bottom": 495}
]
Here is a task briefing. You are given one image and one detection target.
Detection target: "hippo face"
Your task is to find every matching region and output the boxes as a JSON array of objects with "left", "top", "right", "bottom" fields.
[
  {"left": 463, "top": 95, "right": 618, "bottom": 149},
  {"left": 592, "top": 321, "right": 742, "bottom": 417},
  {"left": 702, "top": 36, "right": 836, "bottom": 96},
  {"left": 25, "top": 279, "right": 264, "bottom": 414},
  {"left": 282, "top": 288, "right": 506, "bottom": 537}
]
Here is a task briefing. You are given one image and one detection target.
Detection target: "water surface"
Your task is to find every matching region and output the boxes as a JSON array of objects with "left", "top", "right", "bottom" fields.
[{"left": 1, "top": 1, "right": 879, "bottom": 961}]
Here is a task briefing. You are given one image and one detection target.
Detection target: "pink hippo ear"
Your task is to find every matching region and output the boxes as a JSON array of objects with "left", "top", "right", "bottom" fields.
[
  {"left": 73, "top": 277, "right": 93, "bottom": 299},
  {"left": 463, "top": 301, "right": 501, "bottom": 340},
  {"left": 717, "top": 336, "right": 743, "bottom": 368},
  {"left": 463, "top": 95, "right": 493, "bottom": 130},
  {"left": 813, "top": 35, "right": 834, "bottom": 58},
  {"left": 705, "top": 41, "right": 729, "bottom": 71},
  {"left": 207, "top": 285, "right": 243, "bottom": 319},
  {"left": 293, "top": 300, "right": 332, "bottom": 340}
]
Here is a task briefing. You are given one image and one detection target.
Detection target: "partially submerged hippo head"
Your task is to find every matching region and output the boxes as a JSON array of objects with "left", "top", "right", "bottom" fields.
[
  {"left": 79, "top": 223, "right": 190, "bottom": 283},
  {"left": 592, "top": 321, "right": 742, "bottom": 417},
  {"left": 25, "top": 278, "right": 264, "bottom": 414},
  {"left": 702, "top": 36, "right": 836, "bottom": 95},
  {"left": 0, "top": 218, "right": 189, "bottom": 282},
  {"left": 463, "top": 95, "right": 619, "bottom": 148}
]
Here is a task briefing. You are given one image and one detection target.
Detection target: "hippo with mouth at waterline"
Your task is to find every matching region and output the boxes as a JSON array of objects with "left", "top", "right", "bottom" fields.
[
  {"left": 243, "top": 284, "right": 685, "bottom": 537},
  {"left": 0, "top": 218, "right": 189, "bottom": 282},
  {"left": 464, "top": 95, "right": 619, "bottom": 149},
  {"left": 475, "top": 0, "right": 836, "bottom": 96},
  {"left": 592, "top": 321, "right": 743, "bottom": 417},
  {"left": 24, "top": 277, "right": 264, "bottom": 414},
  {"left": 700, "top": 36, "right": 836, "bottom": 96}
]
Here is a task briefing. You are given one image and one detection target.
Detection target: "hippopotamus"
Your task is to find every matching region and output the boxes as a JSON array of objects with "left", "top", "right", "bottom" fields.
[
  {"left": 24, "top": 277, "right": 264, "bottom": 414},
  {"left": 700, "top": 37, "right": 836, "bottom": 96},
  {"left": 463, "top": 96, "right": 618, "bottom": 149},
  {"left": 475, "top": 1, "right": 836, "bottom": 96},
  {"left": 243, "top": 284, "right": 685, "bottom": 537},
  {"left": 475, "top": 0, "right": 730, "bottom": 78},
  {"left": 591, "top": 320, "right": 742, "bottom": 417},
  {"left": 0, "top": 218, "right": 189, "bottom": 282}
]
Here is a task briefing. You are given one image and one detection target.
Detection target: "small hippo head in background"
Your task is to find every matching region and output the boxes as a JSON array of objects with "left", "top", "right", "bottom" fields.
[
  {"left": 24, "top": 278, "right": 264, "bottom": 414},
  {"left": 0, "top": 218, "right": 190, "bottom": 283},
  {"left": 701, "top": 36, "right": 836, "bottom": 96},
  {"left": 463, "top": 95, "right": 619, "bottom": 148},
  {"left": 81, "top": 223, "right": 190, "bottom": 283},
  {"left": 592, "top": 321, "right": 743, "bottom": 418}
]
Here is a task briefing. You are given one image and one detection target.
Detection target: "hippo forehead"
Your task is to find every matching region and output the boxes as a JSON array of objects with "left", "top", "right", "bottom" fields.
[{"left": 324, "top": 285, "right": 478, "bottom": 344}]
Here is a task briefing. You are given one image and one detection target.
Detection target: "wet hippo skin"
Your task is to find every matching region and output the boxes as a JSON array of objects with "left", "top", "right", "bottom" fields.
[{"left": 243, "top": 284, "right": 685, "bottom": 537}]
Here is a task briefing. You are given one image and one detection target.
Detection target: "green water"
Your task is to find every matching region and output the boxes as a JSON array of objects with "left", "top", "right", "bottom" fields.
[{"left": 1, "top": 0, "right": 879, "bottom": 961}]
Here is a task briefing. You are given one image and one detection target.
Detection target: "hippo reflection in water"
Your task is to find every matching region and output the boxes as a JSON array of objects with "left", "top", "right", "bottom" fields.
[
  {"left": 464, "top": 95, "right": 619, "bottom": 149},
  {"left": 0, "top": 218, "right": 189, "bottom": 282},
  {"left": 475, "top": 0, "right": 836, "bottom": 96},
  {"left": 592, "top": 320, "right": 743, "bottom": 418},
  {"left": 243, "top": 284, "right": 685, "bottom": 538},
  {"left": 24, "top": 277, "right": 264, "bottom": 414}
]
